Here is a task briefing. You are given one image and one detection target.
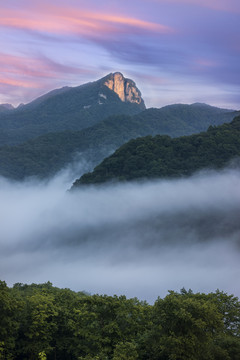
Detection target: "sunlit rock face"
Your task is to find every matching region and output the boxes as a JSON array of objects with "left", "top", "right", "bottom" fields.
[{"left": 104, "top": 72, "right": 145, "bottom": 107}]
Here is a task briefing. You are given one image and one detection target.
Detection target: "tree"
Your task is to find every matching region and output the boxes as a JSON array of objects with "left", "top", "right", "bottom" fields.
[
  {"left": 0, "top": 281, "right": 22, "bottom": 359},
  {"left": 69, "top": 294, "right": 150, "bottom": 359},
  {"left": 113, "top": 341, "right": 138, "bottom": 360},
  {"left": 17, "top": 289, "right": 59, "bottom": 360},
  {"left": 147, "top": 289, "right": 226, "bottom": 360}
]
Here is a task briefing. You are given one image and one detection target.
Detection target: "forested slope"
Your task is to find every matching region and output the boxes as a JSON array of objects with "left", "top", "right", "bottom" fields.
[
  {"left": 74, "top": 115, "right": 240, "bottom": 186},
  {"left": 0, "top": 104, "right": 237, "bottom": 180}
]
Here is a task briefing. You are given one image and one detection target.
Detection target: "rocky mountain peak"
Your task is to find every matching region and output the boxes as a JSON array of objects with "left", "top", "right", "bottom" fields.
[{"left": 103, "top": 72, "right": 145, "bottom": 108}]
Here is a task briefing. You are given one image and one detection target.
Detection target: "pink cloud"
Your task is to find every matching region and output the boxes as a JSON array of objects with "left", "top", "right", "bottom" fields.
[
  {"left": 0, "top": 77, "right": 40, "bottom": 89},
  {"left": 0, "top": 53, "right": 94, "bottom": 81},
  {"left": 0, "top": 53, "right": 50, "bottom": 92},
  {"left": 0, "top": 53, "right": 55, "bottom": 79},
  {"left": 0, "top": 47, "right": 101, "bottom": 105},
  {"left": 0, "top": 4, "right": 173, "bottom": 39},
  {"left": 0, "top": 52, "right": 97, "bottom": 107}
]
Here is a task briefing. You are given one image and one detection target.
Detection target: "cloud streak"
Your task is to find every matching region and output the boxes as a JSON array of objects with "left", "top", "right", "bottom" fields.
[
  {"left": 0, "top": 5, "right": 172, "bottom": 39},
  {"left": 0, "top": 53, "right": 94, "bottom": 80},
  {"left": 0, "top": 52, "right": 97, "bottom": 104}
]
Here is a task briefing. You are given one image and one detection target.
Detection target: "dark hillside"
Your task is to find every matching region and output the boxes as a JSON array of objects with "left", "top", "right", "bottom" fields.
[
  {"left": 74, "top": 115, "right": 240, "bottom": 186},
  {"left": 0, "top": 105, "right": 237, "bottom": 180}
]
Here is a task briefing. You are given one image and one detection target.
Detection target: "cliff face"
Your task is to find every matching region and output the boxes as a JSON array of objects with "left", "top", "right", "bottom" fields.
[{"left": 104, "top": 72, "right": 145, "bottom": 108}]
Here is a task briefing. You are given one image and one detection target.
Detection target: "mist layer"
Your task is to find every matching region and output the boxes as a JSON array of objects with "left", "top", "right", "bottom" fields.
[{"left": 0, "top": 168, "right": 240, "bottom": 302}]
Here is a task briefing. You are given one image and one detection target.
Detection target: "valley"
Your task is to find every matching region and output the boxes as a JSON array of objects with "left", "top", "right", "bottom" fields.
[{"left": 1, "top": 72, "right": 240, "bottom": 360}]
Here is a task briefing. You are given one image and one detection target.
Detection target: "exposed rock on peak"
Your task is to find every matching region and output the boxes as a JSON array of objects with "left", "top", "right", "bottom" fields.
[{"left": 103, "top": 72, "right": 145, "bottom": 109}]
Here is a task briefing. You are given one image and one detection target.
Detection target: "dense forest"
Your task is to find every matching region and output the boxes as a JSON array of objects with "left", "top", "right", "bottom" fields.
[
  {"left": 74, "top": 115, "right": 240, "bottom": 186},
  {"left": 1, "top": 280, "right": 240, "bottom": 360},
  {"left": 0, "top": 105, "right": 237, "bottom": 180}
]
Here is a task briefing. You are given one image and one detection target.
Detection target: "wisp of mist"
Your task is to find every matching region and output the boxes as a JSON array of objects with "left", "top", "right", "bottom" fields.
[{"left": 0, "top": 167, "right": 240, "bottom": 303}]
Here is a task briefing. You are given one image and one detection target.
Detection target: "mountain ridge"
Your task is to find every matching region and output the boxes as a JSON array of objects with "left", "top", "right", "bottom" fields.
[
  {"left": 0, "top": 72, "right": 145, "bottom": 146},
  {"left": 0, "top": 72, "right": 239, "bottom": 181},
  {"left": 72, "top": 114, "right": 240, "bottom": 187},
  {"left": 0, "top": 104, "right": 237, "bottom": 180}
]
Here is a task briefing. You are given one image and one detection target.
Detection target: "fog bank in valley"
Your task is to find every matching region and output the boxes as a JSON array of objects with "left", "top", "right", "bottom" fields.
[{"left": 0, "top": 168, "right": 240, "bottom": 303}]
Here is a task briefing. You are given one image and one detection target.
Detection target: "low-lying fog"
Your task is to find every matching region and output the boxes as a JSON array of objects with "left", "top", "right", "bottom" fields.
[{"left": 1, "top": 167, "right": 240, "bottom": 303}]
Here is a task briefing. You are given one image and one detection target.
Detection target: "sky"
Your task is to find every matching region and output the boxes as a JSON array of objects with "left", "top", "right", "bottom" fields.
[{"left": 0, "top": 0, "right": 239, "bottom": 109}]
